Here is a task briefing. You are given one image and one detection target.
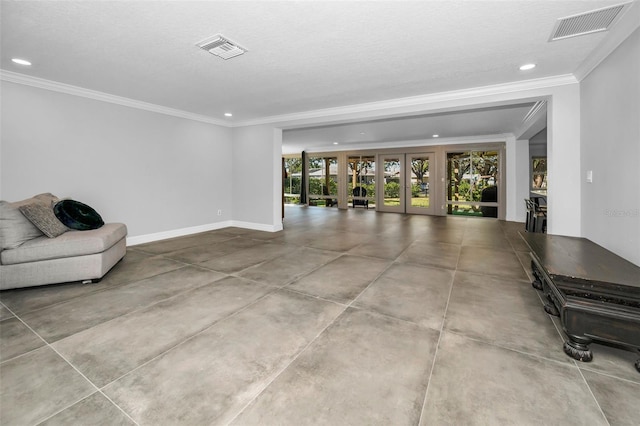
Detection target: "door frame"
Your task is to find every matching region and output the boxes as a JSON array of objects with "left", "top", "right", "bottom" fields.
[
  {"left": 377, "top": 153, "right": 405, "bottom": 213},
  {"left": 405, "top": 152, "right": 436, "bottom": 215}
]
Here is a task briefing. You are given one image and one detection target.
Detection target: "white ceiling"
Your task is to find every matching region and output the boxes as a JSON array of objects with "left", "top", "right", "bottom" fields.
[{"left": 1, "top": 0, "right": 638, "bottom": 153}]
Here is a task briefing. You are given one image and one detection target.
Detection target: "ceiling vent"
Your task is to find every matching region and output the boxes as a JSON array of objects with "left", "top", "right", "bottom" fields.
[
  {"left": 549, "top": 2, "right": 631, "bottom": 41},
  {"left": 196, "top": 34, "right": 247, "bottom": 60}
]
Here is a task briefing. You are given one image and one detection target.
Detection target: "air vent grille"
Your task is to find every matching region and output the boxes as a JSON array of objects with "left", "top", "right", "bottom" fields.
[
  {"left": 196, "top": 34, "right": 247, "bottom": 60},
  {"left": 549, "top": 2, "right": 630, "bottom": 41}
]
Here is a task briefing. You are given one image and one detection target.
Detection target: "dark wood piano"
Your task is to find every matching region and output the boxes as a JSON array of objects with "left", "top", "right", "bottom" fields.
[{"left": 521, "top": 233, "right": 640, "bottom": 373}]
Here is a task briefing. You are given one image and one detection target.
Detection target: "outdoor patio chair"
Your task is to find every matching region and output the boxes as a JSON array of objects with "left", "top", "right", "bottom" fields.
[{"left": 352, "top": 186, "right": 369, "bottom": 209}]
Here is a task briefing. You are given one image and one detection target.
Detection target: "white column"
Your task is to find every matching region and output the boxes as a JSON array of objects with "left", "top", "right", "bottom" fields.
[{"left": 547, "top": 84, "right": 581, "bottom": 236}]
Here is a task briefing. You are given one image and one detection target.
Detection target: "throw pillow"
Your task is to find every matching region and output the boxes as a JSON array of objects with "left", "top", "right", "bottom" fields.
[
  {"left": 54, "top": 200, "right": 104, "bottom": 230},
  {"left": 0, "top": 199, "right": 45, "bottom": 250},
  {"left": 19, "top": 202, "right": 68, "bottom": 238}
]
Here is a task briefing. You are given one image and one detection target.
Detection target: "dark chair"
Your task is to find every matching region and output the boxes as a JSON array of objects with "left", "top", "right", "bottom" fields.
[
  {"left": 479, "top": 186, "right": 498, "bottom": 218},
  {"left": 322, "top": 186, "right": 337, "bottom": 207},
  {"left": 525, "top": 198, "right": 546, "bottom": 233},
  {"left": 352, "top": 186, "right": 369, "bottom": 209}
]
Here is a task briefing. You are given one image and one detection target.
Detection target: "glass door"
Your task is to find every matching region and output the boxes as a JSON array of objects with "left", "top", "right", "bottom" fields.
[
  {"left": 378, "top": 154, "right": 404, "bottom": 213},
  {"left": 406, "top": 153, "right": 434, "bottom": 215},
  {"left": 446, "top": 150, "right": 499, "bottom": 217}
]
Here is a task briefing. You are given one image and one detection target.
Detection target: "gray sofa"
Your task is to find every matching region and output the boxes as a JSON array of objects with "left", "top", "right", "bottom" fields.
[{"left": 0, "top": 193, "right": 127, "bottom": 290}]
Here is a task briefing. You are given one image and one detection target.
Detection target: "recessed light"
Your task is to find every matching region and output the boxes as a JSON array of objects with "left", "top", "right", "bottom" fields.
[
  {"left": 224, "top": 113, "right": 233, "bottom": 117},
  {"left": 432, "top": 134, "right": 439, "bottom": 138},
  {"left": 11, "top": 58, "right": 31, "bottom": 66},
  {"left": 333, "top": 142, "right": 339, "bottom": 145},
  {"left": 519, "top": 63, "right": 536, "bottom": 71},
  {"left": 359, "top": 132, "right": 365, "bottom": 135}
]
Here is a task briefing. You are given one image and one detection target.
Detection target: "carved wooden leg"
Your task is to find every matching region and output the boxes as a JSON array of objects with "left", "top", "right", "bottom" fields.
[
  {"left": 531, "top": 261, "right": 544, "bottom": 290},
  {"left": 563, "top": 337, "right": 593, "bottom": 362},
  {"left": 532, "top": 279, "right": 543, "bottom": 291},
  {"left": 543, "top": 294, "right": 560, "bottom": 316}
]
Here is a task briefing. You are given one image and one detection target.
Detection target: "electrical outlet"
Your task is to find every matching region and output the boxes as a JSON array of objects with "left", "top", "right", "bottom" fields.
[{"left": 217, "top": 209, "right": 222, "bottom": 216}]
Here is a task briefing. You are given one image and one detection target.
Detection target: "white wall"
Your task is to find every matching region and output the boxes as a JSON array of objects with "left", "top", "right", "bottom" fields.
[
  {"left": 506, "top": 136, "right": 530, "bottom": 222},
  {"left": 0, "top": 81, "right": 233, "bottom": 241},
  {"left": 580, "top": 28, "right": 640, "bottom": 266},
  {"left": 546, "top": 84, "right": 582, "bottom": 237},
  {"left": 231, "top": 125, "right": 283, "bottom": 231}
]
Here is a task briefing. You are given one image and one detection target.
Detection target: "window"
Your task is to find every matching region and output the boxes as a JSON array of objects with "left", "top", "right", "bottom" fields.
[
  {"left": 447, "top": 150, "right": 499, "bottom": 217},
  {"left": 347, "top": 155, "right": 376, "bottom": 208},
  {"left": 283, "top": 157, "right": 302, "bottom": 204},
  {"left": 308, "top": 156, "right": 338, "bottom": 207}
]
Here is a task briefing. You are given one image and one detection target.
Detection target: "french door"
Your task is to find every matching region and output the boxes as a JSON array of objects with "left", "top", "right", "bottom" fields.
[{"left": 378, "top": 153, "right": 435, "bottom": 215}]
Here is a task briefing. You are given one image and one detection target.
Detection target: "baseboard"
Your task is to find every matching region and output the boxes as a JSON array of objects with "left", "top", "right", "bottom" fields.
[
  {"left": 230, "top": 220, "right": 283, "bottom": 233},
  {"left": 126, "top": 221, "right": 233, "bottom": 246},
  {"left": 126, "top": 220, "right": 282, "bottom": 246}
]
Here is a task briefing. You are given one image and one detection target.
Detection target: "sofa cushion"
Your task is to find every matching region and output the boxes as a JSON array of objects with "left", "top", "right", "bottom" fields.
[
  {"left": 0, "top": 194, "right": 62, "bottom": 250},
  {"left": 1, "top": 223, "right": 127, "bottom": 265},
  {"left": 0, "top": 201, "right": 43, "bottom": 251},
  {"left": 19, "top": 202, "right": 69, "bottom": 238},
  {"left": 54, "top": 200, "right": 105, "bottom": 230}
]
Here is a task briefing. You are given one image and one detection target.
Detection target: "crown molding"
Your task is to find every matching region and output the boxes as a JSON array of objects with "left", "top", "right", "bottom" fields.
[
  {"left": 573, "top": 1, "right": 640, "bottom": 81},
  {"left": 0, "top": 70, "right": 230, "bottom": 127},
  {"left": 1, "top": 69, "right": 578, "bottom": 130},
  {"left": 234, "top": 75, "right": 578, "bottom": 128},
  {"left": 301, "top": 134, "right": 511, "bottom": 154}
]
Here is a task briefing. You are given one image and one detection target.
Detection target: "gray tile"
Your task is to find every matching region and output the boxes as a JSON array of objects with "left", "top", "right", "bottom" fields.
[
  {"left": 132, "top": 230, "right": 237, "bottom": 254},
  {"left": 233, "top": 308, "right": 439, "bottom": 426},
  {"left": 53, "top": 276, "right": 273, "bottom": 387},
  {"left": 303, "top": 230, "right": 366, "bottom": 252},
  {"left": 415, "top": 227, "right": 464, "bottom": 245},
  {"left": 162, "top": 236, "right": 258, "bottom": 263},
  {"left": 0, "top": 250, "right": 154, "bottom": 315},
  {"left": 347, "top": 236, "right": 413, "bottom": 259},
  {"left": 505, "top": 229, "right": 532, "bottom": 252},
  {"left": 102, "top": 290, "right": 345, "bottom": 425},
  {"left": 0, "top": 346, "right": 95, "bottom": 426},
  {"left": 0, "top": 304, "right": 13, "bottom": 321},
  {"left": 39, "top": 392, "right": 135, "bottom": 426},
  {"left": 238, "top": 247, "right": 343, "bottom": 287},
  {"left": 0, "top": 316, "right": 45, "bottom": 362},
  {"left": 286, "top": 255, "right": 391, "bottom": 303},
  {"left": 444, "top": 271, "right": 568, "bottom": 362},
  {"left": 457, "top": 245, "right": 529, "bottom": 280},
  {"left": 462, "top": 229, "right": 513, "bottom": 250},
  {"left": 354, "top": 263, "right": 454, "bottom": 330},
  {"left": 396, "top": 240, "right": 461, "bottom": 270},
  {"left": 22, "top": 266, "right": 225, "bottom": 343},
  {"left": 577, "top": 342, "right": 640, "bottom": 383},
  {"left": 419, "top": 332, "right": 608, "bottom": 425},
  {"left": 198, "top": 241, "right": 295, "bottom": 273},
  {"left": 100, "top": 252, "right": 186, "bottom": 287},
  {"left": 582, "top": 370, "right": 640, "bottom": 426}
]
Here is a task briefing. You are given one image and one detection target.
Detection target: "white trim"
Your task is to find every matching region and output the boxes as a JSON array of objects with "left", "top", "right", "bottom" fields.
[
  {"left": 230, "top": 220, "right": 283, "bottom": 232},
  {"left": 304, "top": 134, "right": 511, "bottom": 154},
  {"left": 126, "top": 220, "right": 282, "bottom": 246},
  {"left": 234, "top": 75, "right": 578, "bottom": 127},
  {"left": 0, "top": 70, "right": 229, "bottom": 127},
  {"left": 1, "top": 69, "right": 579, "bottom": 130},
  {"left": 127, "top": 221, "right": 233, "bottom": 246}
]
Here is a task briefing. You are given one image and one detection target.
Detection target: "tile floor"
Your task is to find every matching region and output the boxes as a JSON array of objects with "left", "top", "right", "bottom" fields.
[{"left": 1, "top": 206, "right": 639, "bottom": 425}]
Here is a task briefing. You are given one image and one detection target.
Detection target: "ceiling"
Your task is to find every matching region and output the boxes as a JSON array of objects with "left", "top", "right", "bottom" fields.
[{"left": 1, "top": 0, "right": 637, "bottom": 153}]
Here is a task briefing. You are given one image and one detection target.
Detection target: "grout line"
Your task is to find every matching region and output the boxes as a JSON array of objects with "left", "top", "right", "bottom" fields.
[
  {"left": 2, "top": 304, "right": 140, "bottom": 426},
  {"left": 575, "top": 364, "right": 612, "bottom": 425},
  {"left": 417, "top": 268, "right": 456, "bottom": 426},
  {"left": 97, "top": 286, "right": 280, "bottom": 390},
  {"left": 225, "top": 303, "right": 349, "bottom": 425}
]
